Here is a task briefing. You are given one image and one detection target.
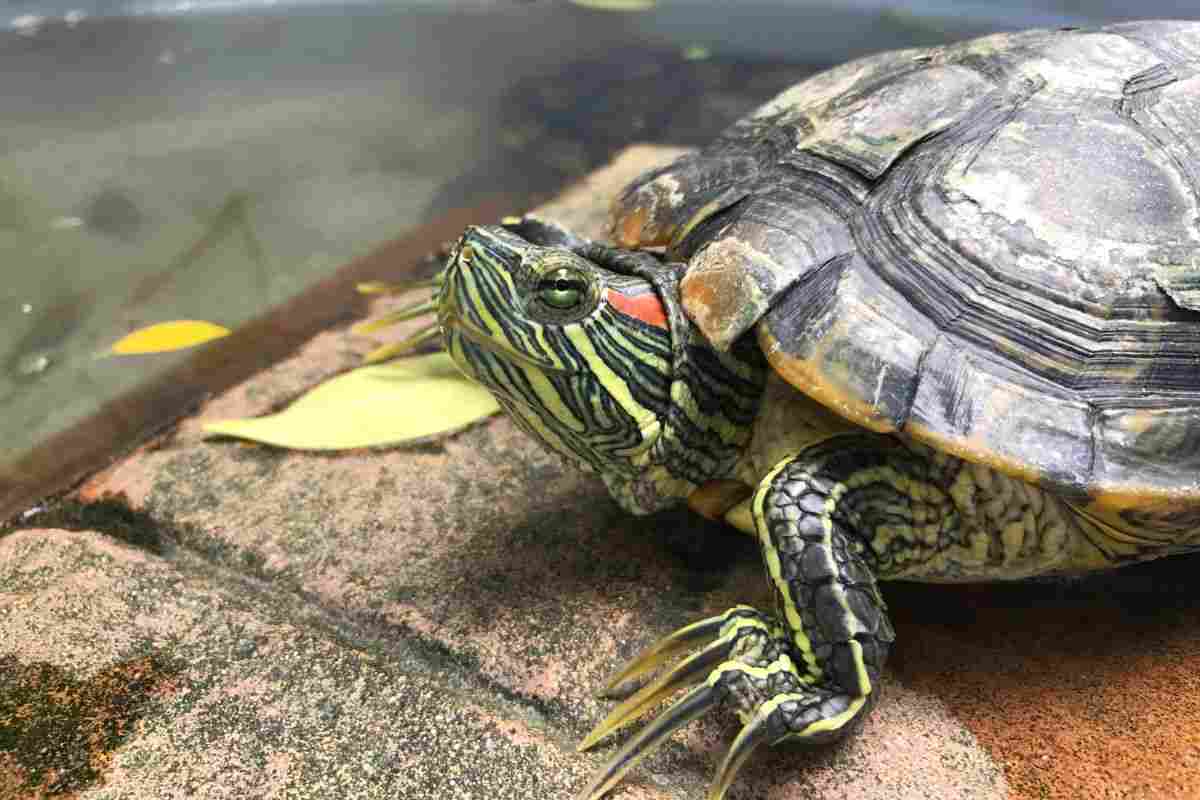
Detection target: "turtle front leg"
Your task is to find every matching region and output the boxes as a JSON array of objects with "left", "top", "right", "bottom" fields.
[{"left": 579, "top": 436, "right": 899, "bottom": 800}]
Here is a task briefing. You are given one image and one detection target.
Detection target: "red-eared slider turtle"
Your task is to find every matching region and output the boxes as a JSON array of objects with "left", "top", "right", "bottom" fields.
[{"left": 424, "top": 19, "right": 1200, "bottom": 800}]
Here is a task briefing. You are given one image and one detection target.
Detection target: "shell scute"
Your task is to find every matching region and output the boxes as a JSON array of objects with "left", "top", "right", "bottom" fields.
[
  {"left": 1108, "top": 19, "right": 1200, "bottom": 63},
  {"left": 678, "top": 179, "right": 859, "bottom": 349},
  {"left": 1093, "top": 405, "right": 1200, "bottom": 491},
  {"left": 760, "top": 252, "right": 935, "bottom": 433},
  {"left": 796, "top": 65, "right": 994, "bottom": 180},
  {"left": 905, "top": 335, "right": 1094, "bottom": 492},
  {"left": 1015, "top": 30, "right": 1163, "bottom": 97}
]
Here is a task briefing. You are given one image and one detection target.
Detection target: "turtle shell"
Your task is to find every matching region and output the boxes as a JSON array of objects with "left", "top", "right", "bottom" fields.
[{"left": 611, "top": 21, "right": 1200, "bottom": 530}]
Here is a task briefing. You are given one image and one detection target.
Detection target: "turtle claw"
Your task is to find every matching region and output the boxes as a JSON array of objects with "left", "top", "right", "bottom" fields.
[
  {"left": 577, "top": 607, "right": 784, "bottom": 800},
  {"left": 577, "top": 683, "right": 720, "bottom": 800},
  {"left": 578, "top": 605, "right": 873, "bottom": 800},
  {"left": 579, "top": 669, "right": 778, "bottom": 800},
  {"left": 578, "top": 628, "right": 739, "bottom": 751},
  {"left": 707, "top": 706, "right": 774, "bottom": 800},
  {"left": 597, "top": 606, "right": 757, "bottom": 696}
]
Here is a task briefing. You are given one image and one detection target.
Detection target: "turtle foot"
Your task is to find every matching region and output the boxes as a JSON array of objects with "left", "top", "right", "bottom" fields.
[{"left": 577, "top": 606, "right": 867, "bottom": 800}]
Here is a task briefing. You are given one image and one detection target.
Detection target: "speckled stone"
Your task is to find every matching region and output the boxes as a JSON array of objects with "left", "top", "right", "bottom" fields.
[
  {"left": 888, "top": 569, "right": 1200, "bottom": 800},
  {"left": 0, "top": 528, "right": 608, "bottom": 800}
]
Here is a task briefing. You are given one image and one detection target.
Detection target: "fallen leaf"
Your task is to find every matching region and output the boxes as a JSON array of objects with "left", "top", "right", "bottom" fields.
[
  {"left": 567, "top": 0, "right": 656, "bottom": 11},
  {"left": 108, "top": 320, "right": 231, "bottom": 355},
  {"left": 203, "top": 352, "right": 499, "bottom": 450}
]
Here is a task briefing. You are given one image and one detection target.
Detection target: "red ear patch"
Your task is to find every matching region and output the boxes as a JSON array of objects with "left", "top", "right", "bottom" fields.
[{"left": 605, "top": 288, "right": 668, "bottom": 329}]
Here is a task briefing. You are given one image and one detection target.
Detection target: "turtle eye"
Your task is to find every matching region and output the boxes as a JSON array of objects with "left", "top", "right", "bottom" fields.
[{"left": 537, "top": 268, "right": 587, "bottom": 310}]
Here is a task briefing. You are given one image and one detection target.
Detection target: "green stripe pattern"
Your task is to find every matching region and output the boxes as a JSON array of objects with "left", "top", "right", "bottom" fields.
[{"left": 440, "top": 227, "right": 764, "bottom": 512}]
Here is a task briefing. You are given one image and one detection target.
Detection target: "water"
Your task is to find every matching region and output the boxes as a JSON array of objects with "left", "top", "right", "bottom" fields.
[{"left": 2, "top": 0, "right": 1198, "bottom": 515}]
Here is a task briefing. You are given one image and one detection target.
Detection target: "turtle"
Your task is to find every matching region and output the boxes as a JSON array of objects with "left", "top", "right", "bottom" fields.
[{"left": 411, "top": 19, "right": 1200, "bottom": 800}]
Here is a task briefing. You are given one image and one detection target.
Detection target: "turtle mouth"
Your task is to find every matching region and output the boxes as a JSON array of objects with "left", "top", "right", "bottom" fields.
[
  {"left": 438, "top": 265, "right": 573, "bottom": 376},
  {"left": 439, "top": 305, "right": 571, "bottom": 375}
]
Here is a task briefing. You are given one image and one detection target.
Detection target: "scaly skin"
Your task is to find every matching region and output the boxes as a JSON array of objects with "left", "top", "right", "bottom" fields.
[
  {"left": 575, "top": 425, "right": 1109, "bottom": 799},
  {"left": 751, "top": 439, "right": 894, "bottom": 704},
  {"left": 578, "top": 436, "right": 897, "bottom": 800}
]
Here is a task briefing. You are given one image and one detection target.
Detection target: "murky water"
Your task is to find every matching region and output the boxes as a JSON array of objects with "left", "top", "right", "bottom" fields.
[{"left": 2, "top": 0, "right": 1197, "bottom": 512}]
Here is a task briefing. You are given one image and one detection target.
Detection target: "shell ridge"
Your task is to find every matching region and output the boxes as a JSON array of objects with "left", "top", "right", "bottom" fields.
[
  {"left": 901, "top": 330, "right": 937, "bottom": 431},
  {"left": 769, "top": 251, "right": 854, "bottom": 335},
  {"left": 1108, "top": 20, "right": 1200, "bottom": 68},
  {"left": 1120, "top": 62, "right": 1180, "bottom": 100},
  {"left": 1116, "top": 93, "right": 1200, "bottom": 243},
  {"left": 953, "top": 74, "right": 1047, "bottom": 179},
  {"left": 1084, "top": 399, "right": 1100, "bottom": 494},
  {"left": 860, "top": 55, "right": 1200, "bottom": 399}
]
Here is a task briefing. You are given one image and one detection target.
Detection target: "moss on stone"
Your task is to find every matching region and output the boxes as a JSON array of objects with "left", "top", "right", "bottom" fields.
[{"left": 0, "top": 652, "right": 182, "bottom": 796}]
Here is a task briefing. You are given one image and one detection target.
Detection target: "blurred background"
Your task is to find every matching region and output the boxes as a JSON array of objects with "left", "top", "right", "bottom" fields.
[{"left": 3, "top": 0, "right": 1199, "bottom": 507}]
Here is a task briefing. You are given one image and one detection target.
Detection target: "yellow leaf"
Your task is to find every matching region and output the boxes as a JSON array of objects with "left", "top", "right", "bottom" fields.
[
  {"left": 567, "top": 0, "right": 656, "bottom": 10},
  {"left": 202, "top": 352, "right": 499, "bottom": 450},
  {"left": 109, "top": 320, "right": 231, "bottom": 355}
]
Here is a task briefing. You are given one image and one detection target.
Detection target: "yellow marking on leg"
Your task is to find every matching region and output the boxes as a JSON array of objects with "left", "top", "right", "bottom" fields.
[
  {"left": 797, "top": 695, "right": 868, "bottom": 737},
  {"left": 755, "top": 692, "right": 868, "bottom": 741},
  {"left": 822, "top": 482, "right": 874, "bottom": 698},
  {"left": 755, "top": 456, "right": 880, "bottom": 698},
  {"left": 837, "top": 464, "right": 947, "bottom": 562},
  {"left": 849, "top": 639, "right": 870, "bottom": 700},
  {"left": 707, "top": 653, "right": 806, "bottom": 725},
  {"left": 754, "top": 458, "right": 821, "bottom": 681}
]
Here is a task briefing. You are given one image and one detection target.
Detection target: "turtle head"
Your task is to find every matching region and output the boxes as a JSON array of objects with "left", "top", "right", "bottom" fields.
[{"left": 437, "top": 223, "right": 764, "bottom": 514}]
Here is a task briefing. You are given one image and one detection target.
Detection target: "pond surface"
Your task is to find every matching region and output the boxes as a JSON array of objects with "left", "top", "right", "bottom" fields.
[{"left": 2, "top": 0, "right": 1198, "bottom": 515}]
